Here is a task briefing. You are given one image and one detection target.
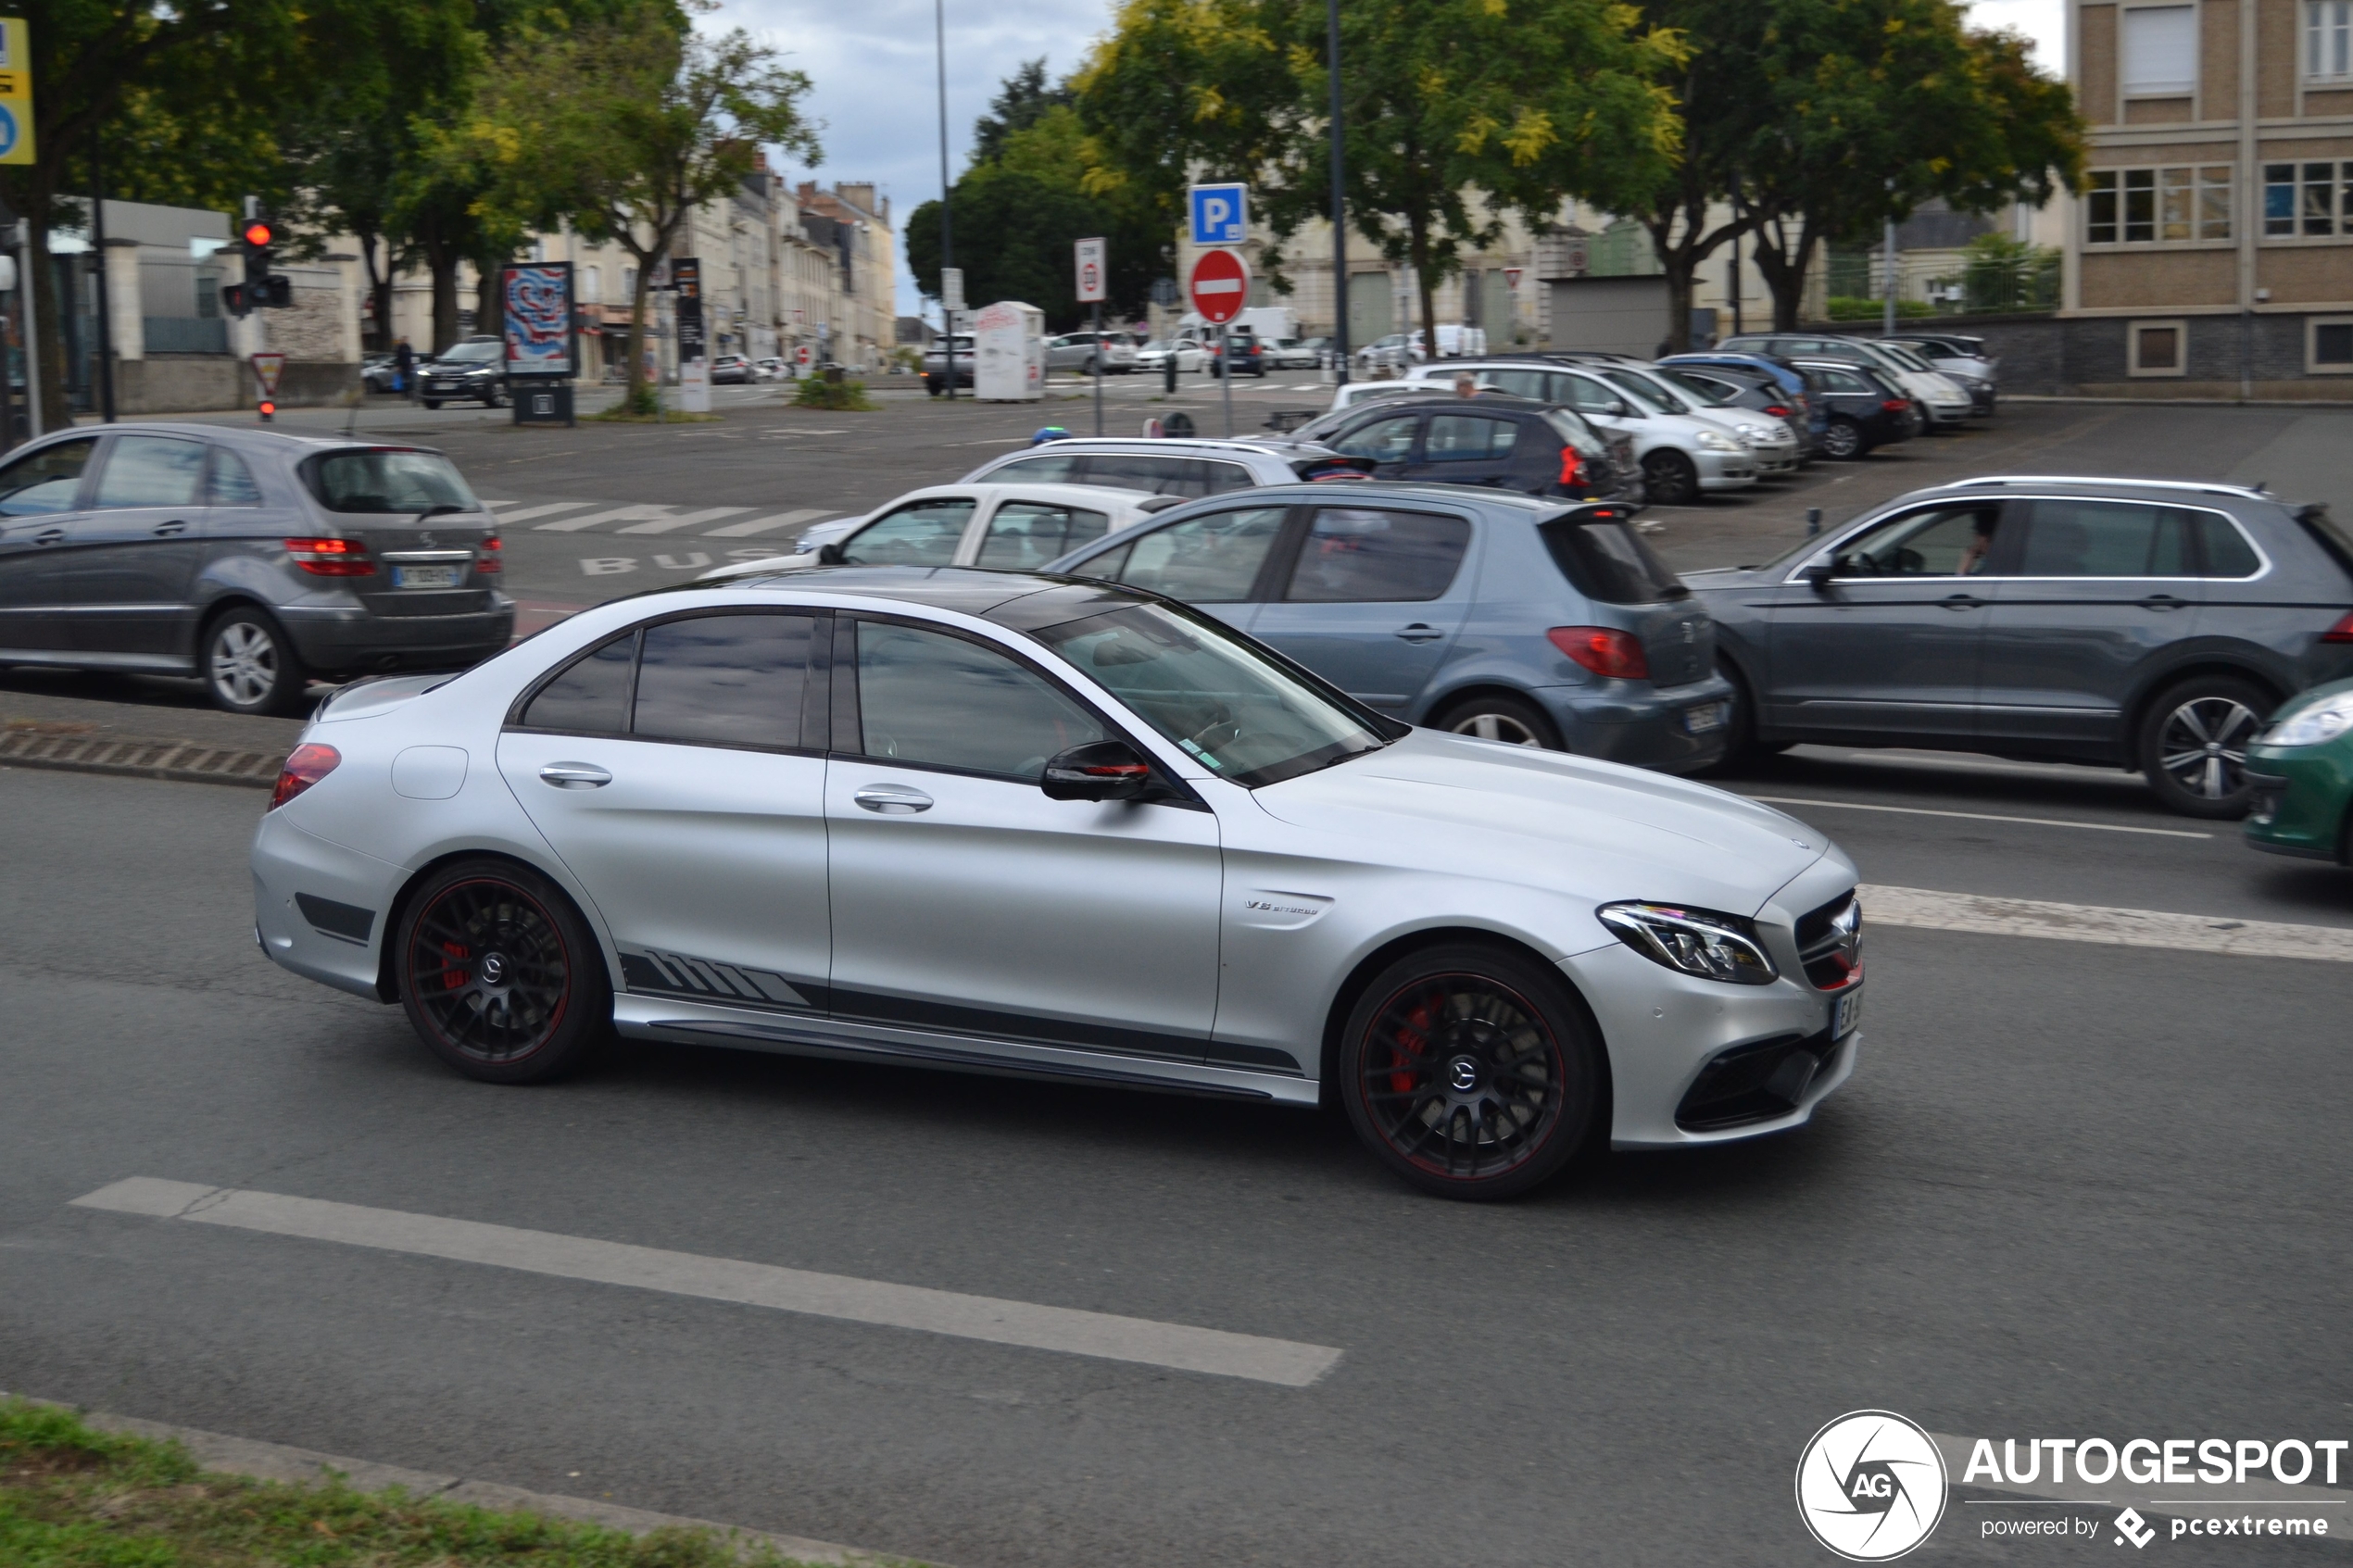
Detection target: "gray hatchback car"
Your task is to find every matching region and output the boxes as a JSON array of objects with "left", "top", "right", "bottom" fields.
[
  {"left": 1682, "top": 476, "right": 2353, "bottom": 816},
  {"left": 1045, "top": 482, "right": 1732, "bottom": 772},
  {"left": 0, "top": 425, "right": 512, "bottom": 714}
]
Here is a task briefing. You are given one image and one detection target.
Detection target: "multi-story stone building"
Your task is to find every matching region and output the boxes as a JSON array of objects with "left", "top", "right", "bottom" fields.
[{"left": 2063, "top": 0, "right": 2353, "bottom": 395}]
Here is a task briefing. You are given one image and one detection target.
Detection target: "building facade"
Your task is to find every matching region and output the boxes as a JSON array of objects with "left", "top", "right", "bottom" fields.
[{"left": 2064, "top": 0, "right": 2353, "bottom": 395}]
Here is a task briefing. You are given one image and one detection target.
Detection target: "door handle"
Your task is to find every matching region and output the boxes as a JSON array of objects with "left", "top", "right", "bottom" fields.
[
  {"left": 152, "top": 520, "right": 189, "bottom": 536},
  {"left": 537, "top": 762, "right": 611, "bottom": 788},
  {"left": 1938, "top": 594, "right": 1984, "bottom": 610},
  {"left": 2139, "top": 594, "right": 2187, "bottom": 610},
  {"left": 1394, "top": 623, "right": 1445, "bottom": 642},
  {"left": 854, "top": 784, "right": 933, "bottom": 814},
  {"left": 32, "top": 527, "right": 63, "bottom": 546}
]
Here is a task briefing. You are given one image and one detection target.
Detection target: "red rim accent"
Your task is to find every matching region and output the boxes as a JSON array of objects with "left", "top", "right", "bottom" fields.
[
  {"left": 1353, "top": 972, "right": 1568, "bottom": 1184},
  {"left": 404, "top": 877, "right": 572, "bottom": 1063}
]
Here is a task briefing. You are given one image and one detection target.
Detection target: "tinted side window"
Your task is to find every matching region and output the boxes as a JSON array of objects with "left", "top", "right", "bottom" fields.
[
  {"left": 1421, "top": 415, "right": 1518, "bottom": 464},
  {"left": 841, "top": 498, "right": 975, "bottom": 566},
  {"left": 1329, "top": 415, "right": 1420, "bottom": 462},
  {"left": 1481, "top": 370, "right": 1548, "bottom": 399},
  {"left": 207, "top": 447, "right": 265, "bottom": 506},
  {"left": 2017, "top": 499, "right": 2194, "bottom": 577},
  {"left": 1539, "top": 516, "right": 1689, "bottom": 604},
  {"left": 975, "top": 501, "right": 1111, "bottom": 570},
  {"left": 1560, "top": 376, "right": 1623, "bottom": 415},
  {"left": 1085, "top": 453, "right": 1249, "bottom": 497},
  {"left": 1834, "top": 505, "right": 2004, "bottom": 577},
  {"left": 1286, "top": 508, "right": 1471, "bottom": 602},
  {"left": 1820, "top": 368, "right": 1873, "bottom": 395},
  {"left": 987, "top": 453, "right": 1082, "bottom": 484},
  {"left": 94, "top": 436, "right": 206, "bottom": 508},
  {"left": 2194, "top": 513, "right": 2262, "bottom": 578},
  {"left": 1113, "top": 504, "right": 1289, "bottom": 602},
  {"left": 522, "top": 632, "right": 638, "bottom": 733},
  {"left": 854, "top": 621, "right": 1106, "bottom": 779},
  {"left": 633, "top": 613, "right": 815, "bottom": 749},
  {"left": 0, "top": 437, "right": 96, "bottom": 515}
]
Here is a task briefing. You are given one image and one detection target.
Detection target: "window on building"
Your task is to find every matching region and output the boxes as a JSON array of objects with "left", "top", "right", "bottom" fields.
[
  {"left": 2311, "top": 1, "right": 2353, "bottom": 80},
  {"left": 2311, "top": 318, "right": 2353, "bottom": 374},
  {"left": 581, "top": 266, "right": 601, "bottom": 304},
  {"left": 2129, "top": 320, "right": 2187, "bottom": 377},
  {"left": 2268, "top": 160, "right": 2353, "bottom": 235},
  {"left": 2121, "top": 5, "right": 2197, "bottom": 94},
  {"left": 2086, "top": 167, "right": 2231, "bottom": 244}
]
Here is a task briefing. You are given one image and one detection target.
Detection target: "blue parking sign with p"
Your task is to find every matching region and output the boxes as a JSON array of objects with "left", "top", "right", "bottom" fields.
[{"left": 1189, "top": 183, "right": 1249, "bottom": 245}]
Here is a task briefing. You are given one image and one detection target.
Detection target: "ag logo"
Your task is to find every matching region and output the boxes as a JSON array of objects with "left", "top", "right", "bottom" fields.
[{"left": 1795, "top": 1410, "right": 1947, "bottom": 1561}]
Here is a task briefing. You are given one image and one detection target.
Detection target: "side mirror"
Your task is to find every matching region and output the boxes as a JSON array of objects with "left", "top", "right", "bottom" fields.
[
  {"left": 815, "top": 543, "right": 847, "bottom": 566},
  {"left": 1799, "top": 560, "right": 1836, "bottom": 591},
  {"left": 1041, "top": 739, "right": 1154, "bottom": 802}
]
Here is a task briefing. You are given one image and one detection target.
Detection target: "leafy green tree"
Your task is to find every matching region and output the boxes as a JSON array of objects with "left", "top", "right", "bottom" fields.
[
  {"left": 972, "top": 58, "right": 1071, "bottom": 166},
  {"left": 1075, "top": 0, "right": 1682, "bottom": 348},
  {"left": 464, "top": 6, "right": 820, "bottom": 409}
]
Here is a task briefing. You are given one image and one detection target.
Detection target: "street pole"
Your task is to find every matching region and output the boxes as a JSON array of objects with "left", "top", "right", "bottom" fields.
[
  {"left": 936, "top": 0, "right": 956, "bottom": 401},
  {"left": 1729, "top": 172, "right": 1743, "bottom": 336},
  {"left": 92, "top": 133, "right": 116, "bottom": 421},
  {"left": 1327, "top": 0, "right": 1348, "bottom": 385},
  {"left": 1882, "top": 204, "right": 1897, "bottom": 338},
  {"left": 1091, "top": 299, "right": 1103, "bottom": 435},
  {"left": 18, "top": 220, "right": 43, "bottom": 438},
  {"left": 1220, "top": 322, "right": 1233, "bottom": 436}
]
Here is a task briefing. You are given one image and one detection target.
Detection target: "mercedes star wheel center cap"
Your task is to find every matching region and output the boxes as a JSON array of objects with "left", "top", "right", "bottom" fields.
[
  {"left": 1449, "top": 1056, "right": 1481, "bottom": 1093},
  {"left": 479, "top": 952, "right": 508, "bottom": 985}
]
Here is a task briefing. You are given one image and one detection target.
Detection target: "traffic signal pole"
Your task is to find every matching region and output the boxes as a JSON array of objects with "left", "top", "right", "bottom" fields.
[{"left": 91, "top": 132, "right": 115, "bottom": 422}]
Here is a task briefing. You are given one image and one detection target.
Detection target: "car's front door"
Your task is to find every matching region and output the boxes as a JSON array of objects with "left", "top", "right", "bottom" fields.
[
  {"left": 1078, "top": 500, "right": 1292, "bottom": 633},
  {"left": 0, "top": 436, "right": 99, "bottom": 652},
  {"left": 497, "top": 609, "right": 833, "bottom": 1012},
  {"left": 823, "top": 615, "right": 1223, "bottom": 1063},
  {"left": 70, "top": 432, "right": 212, "bottom": 656},
  {"left": 1764, "top": 501, "right": 2010, "bottom": 739},
  {"left": 1326, "top": 411, "right": 1425, "bottom": 479},
  {"left": 1249, "top": 501, "right": 1476, "bottom": 712},
  {"left": 836, "top": 495, "right": 976, "bottom": 566},
  {"left": 1977, "top": 495, "right": 2210, "bottom": 748}
]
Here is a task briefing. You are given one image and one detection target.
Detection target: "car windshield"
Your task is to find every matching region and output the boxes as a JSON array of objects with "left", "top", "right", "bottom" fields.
[
  {"left": 1033, "top": 601, "right": 1390, "bottom": 788},
  {"left": 437, "top": 341, "right": 501, "bottom": 363},
  {"left": 304, "top": 449, "right": 480, "bottom": 513},
  {"left": 1599, "top": 370, "right": 1684, "bottom": 416},
  {"left": 1878, "top": 344, "right": 1934, "bottom": 372}
]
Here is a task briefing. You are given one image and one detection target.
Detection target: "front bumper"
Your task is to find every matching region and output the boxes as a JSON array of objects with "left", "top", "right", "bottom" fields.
[
  {"left": 1537, "top": 671, "right": 1736, "bottom": 774},
  {"left": 1692, "top": 449, "right": 1758, "bottom": 490},
  {"left": 280, "top": 597, "right": 515, "bottom": 676},
  {"left": 2243, "top": 749, "right": 2351, "bottom": 862},
  {"left": 1923, "top": 398, "right": 1972, "bottom": 427}
]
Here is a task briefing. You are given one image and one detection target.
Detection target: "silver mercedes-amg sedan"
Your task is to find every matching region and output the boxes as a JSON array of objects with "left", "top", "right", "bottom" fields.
[{"left": 252, "top": 568, "right": 1864, "bottom": 1199}]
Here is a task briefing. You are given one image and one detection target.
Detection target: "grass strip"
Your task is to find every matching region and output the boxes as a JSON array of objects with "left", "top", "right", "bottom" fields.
[{"left": 0, "top": 1398, "right": 845, "bottom": 1566}]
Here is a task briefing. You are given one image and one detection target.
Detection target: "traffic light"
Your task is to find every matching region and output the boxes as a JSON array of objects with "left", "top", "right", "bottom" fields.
[
  {"left": 242, "top": 218, "right": 274, "bottom": 291},
  {"left": 220, "top": 282, "right": 247, "bottom": 318}
]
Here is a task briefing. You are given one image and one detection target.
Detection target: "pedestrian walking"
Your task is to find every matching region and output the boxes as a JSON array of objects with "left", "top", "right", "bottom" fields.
[{"left": 392, "top": 336, "right": 415, "bottom": 400}]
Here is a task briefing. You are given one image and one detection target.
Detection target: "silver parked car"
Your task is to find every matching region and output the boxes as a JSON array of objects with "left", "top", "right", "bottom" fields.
[
  {"left": 0, "top": 426, "right": 511, "bottom": 713},
  {"left": 252, "top": 568, "right": 1863, "bottom": 1198},
  {"left": 702, "top": 483, "right": 1181, "bottom": 575}
]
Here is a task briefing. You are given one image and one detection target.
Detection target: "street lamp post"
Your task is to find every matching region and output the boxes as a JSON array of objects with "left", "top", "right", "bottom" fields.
[
  {"left": 1327, "top": 0, "right": 1348, "bottom": 386},
  {"left": 936, "top": 0, "right": 956, "bottom": 401}
]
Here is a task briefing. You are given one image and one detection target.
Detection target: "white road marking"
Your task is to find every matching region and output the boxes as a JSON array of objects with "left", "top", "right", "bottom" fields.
[
  {"left": 704, "top": 508, "right": 835, "bottom": 537},
  {"left": 69, "top": 1179, "right": 1343, "bottom": 1387},
  {"left": 1861, "top": 884, "right": 2353, "bottom": 963},
  {"left": 535, "top": 505, "right": 675, "bottom": 533},
  {"left": 490, "top": 501, "right": 594, "bottom": 523},
  {"left": 613, "top": 507, "right": 755, "bottom": 535},
  {"left": 1745, "top": 794, "right": 2210, "bottom": 840}
]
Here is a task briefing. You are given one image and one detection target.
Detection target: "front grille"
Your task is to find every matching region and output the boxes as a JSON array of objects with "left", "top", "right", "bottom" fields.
[
  {"left": 1795, "top": 891, "right": 1862, "bottom": 991},
  {"left": 1676, "top": 1029, "right": 1843, "bottom": 1131}
]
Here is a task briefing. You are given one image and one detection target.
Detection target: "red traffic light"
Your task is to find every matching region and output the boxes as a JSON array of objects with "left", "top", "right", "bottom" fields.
[{"left": 243, "top": 220, "right": 274, "bottom": 248}]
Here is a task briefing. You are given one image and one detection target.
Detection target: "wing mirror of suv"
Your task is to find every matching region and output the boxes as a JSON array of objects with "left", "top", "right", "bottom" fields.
[
  {"left": 1041, "top": 740, "right": 1156, "bottom": 802},
  {"left": 1798, "top": 560, "right": 1836, "bottom": 591},
  {"left": 815, "top": 542, "right": 847, "bottom": 566}
]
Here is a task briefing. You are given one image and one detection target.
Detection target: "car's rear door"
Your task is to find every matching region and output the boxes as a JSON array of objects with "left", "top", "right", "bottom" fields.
[
  {"left": 1402, "top": 410, "right": 1523, "bottom": 489},
  {"left": 69, "top": 432, "right": 211, "bottom": 657},
  {"left": 1247, "top": 500, "right": 1477, "bottom": 713}
]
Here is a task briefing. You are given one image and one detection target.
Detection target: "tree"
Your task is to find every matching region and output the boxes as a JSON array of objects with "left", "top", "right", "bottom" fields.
[
  {"left": 972, "top": 58, "right": 1070, "bottom": 166},
  {"left": 1074, "top": 0, "right": 1683, "bottom": 349},
  {"left": 467, "top": 6, "right": 821, "bottom": 410}
]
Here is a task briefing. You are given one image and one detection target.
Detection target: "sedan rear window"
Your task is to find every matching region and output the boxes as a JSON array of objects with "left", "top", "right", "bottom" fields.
[
  {"left": 303, "top": 449, "right": 479, "bottom": 514},
  {"left": 1538, "top": 511, "right": 1690, "bottom": 604}
]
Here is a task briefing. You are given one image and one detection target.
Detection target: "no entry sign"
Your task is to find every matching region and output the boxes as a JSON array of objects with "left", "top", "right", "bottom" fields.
[{"left": 1188, "top": 248, "right": 1250, "bottom": 326}]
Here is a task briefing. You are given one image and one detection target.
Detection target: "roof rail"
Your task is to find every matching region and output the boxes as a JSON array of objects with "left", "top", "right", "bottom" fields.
[{"left": 1948, "top": 475, "right": 2273, "bottom": 500}]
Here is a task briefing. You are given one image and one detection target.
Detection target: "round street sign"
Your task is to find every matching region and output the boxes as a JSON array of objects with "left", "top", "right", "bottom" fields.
[{"left": 1189, "top": 248, "right": 1250, "bottom": 326}]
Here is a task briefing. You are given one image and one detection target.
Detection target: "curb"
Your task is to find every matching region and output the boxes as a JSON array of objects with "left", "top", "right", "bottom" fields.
[
  {"left": 7, "top": 1395, "right": 924, "bottom": 1565},
  {"left": 0, "top": 726, "right": 283, "bottom": 789}
]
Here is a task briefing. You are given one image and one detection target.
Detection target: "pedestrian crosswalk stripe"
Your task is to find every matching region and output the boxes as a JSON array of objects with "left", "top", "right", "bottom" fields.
[
  {"left": 1861, "top": 884, "right": 2353, "bottom": 963},
  {"left": 704, "top": 508, "right": 835, "bottom": 537},
  {"left": 613, "top": 507, "right": 756, "bottom": 535},
  {"left": 492, "top": 501, "right": 595, "bottom": 524},
  {"left": 535, "top": 505, "right": 677, "bottom": 533}
]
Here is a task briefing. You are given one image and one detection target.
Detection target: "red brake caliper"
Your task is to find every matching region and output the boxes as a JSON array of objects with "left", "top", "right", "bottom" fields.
[
  {"left": 1390, "top": 1001, "right": 1433, "bottom": 1096},
  {"left": 440, "top": 940, "right": 470, "bottom": 990}
]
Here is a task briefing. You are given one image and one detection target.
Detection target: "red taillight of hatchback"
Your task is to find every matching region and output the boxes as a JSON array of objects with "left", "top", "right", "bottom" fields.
[
  {"left": 2322, "top": 609, "right": 2353, "bottom": 644},
  {"left": 271, "top": 743, "right": 341, "bottom": 809},
  {"left": 285, "top": 537, "right": 375, "bottom": 576},
  {"left": 476, "top": 534, "right": 502, "bottom": 573},
  {"left": 1557, "top": 445, "right": 1583, "bottom": 487},
  {"left": 1762, "top": 404, "right": 1792, "bottom": 417},
  {"left": 1881, "top": 399, "right": 1909, "bottom": 413},
  {"left": 1548, "top": 626, "right": 1651, "bottom": 680}
]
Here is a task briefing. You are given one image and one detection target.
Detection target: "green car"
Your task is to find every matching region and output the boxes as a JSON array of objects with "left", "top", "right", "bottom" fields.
[{"left": 2245, "top": 678, "right": 2353, "bottom": 864}]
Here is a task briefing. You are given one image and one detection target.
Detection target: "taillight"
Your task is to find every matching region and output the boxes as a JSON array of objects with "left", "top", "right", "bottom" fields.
[
  {"left": 1762, "top": 404, "right": 1792, "bottom": 417},
  {"left": 271, "top": 743, "right": 340, "bottom": 809},
  {"left": 1881, "top": 399, "right": 1909, "bottom": 413},
  {"left": 477, "top": 534, "right": 502, "bottom": 573},
  {"left": 1558, "top": 445, "right": 1583, "bottom": 488},
  {"left": 1548, "top": 626, "right": 1650, "bottom": 680},
  {"left": 2322, "top": 610, "right": 2353, "bottom": 644},
  {"left": 285, "top": 537, "right": 374, "bottom": 576}
]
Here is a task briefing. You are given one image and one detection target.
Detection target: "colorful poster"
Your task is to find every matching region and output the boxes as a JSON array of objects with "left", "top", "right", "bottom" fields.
[{"left": 502, "top": 262, "right": 573, "bottom": 378}]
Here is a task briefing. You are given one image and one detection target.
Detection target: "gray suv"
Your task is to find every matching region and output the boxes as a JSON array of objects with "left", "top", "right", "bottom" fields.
[
  {"left": 0, "top": 425, "right": 512, "bottom": 714},
  {"left": 1047, "top": 482, "right": 1731, "bottom": 772},
  {"left": 1682, "top": 477, "right": 2353, "bottom": 816}
]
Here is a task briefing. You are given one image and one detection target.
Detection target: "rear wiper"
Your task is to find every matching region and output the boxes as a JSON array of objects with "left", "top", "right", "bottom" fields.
[{"left": 417, "top": 502, "right": 469, "bottom": 521}]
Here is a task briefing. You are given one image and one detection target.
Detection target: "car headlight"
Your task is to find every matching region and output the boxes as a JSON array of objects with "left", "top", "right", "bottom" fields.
[
  {"left": 1734, "top": 422, "right": 1777, "bottom": 443},
  {"left": 1695, "top": 430, "right": 1743, "bottom": 453},
  {"left": 1597, "top": 901, "right": 1778, "bottom": 985},
  {"left": 2263, "top": 690, "right": 2353, "bottom": 747}
]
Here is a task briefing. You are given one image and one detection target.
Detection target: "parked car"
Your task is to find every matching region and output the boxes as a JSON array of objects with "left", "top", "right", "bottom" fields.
[
  {"left": 0, "top": 426, "right": 511, "bottom": 714},
  {"left": 751, "top": 357, "right": 789, "bottom": 382},
  {"left": 1134, "top": 339, "right": 1209, "bottom": 373},
  {"left": 1653, "top": 365, "right": 1814, "bottom": 458},
  {"left": 708, "top": 355, "right": 753, "bottom": 385},
  {"left": 705, "top": 483, "right": 1181, "bottom": 575},
  {"left": 964, "top": 436, "right": 1372, "bottom": 496},
  {"left": 1279, "top": 392, "right": 1637, "bottom": 508},
  {"left": 361, "top": 353, "right": 398, "bottom": 394},
  {"left": 1657, "top": 351, "right": 1831, "bottom": 452},
  {"left": 417, "top": 336, "right": 510, "bottom": 409},
  {"left": 922, "top": 334, "right": 977, "bottom": 395},
  {"left": 1395, "top": 358, "right": 1760, "bottom": 506},
  {"left": 1718, "top": 333, "right": 1971, "bottom": 430},
  {"left": 1785, "top": 359, "right": 1918, "bottom": 458},
  {"left": 1207, "top": 330, "right": 1267, "bottom": 378},
  {"left": 252, "top": 563, "right": 1860, "bottom": 1198},
  {"left": 1881, "top": 334, "right": 1998, "bottom": 414},
  {"left": 2245, "top": 676, "right": 2353, "bottom": 865},
  {"left": 1356, "top": 333, "right": 1427, "bottom": 374},
  {"left": 1577, "top": 364, "right": 1800, "bottom": 475},
  {"left": 1046, "top": 332, "right": 1138, "bottom": 375},
  {"left": 1266, "top": 336, "right": 1326, "bottom": 370},
  {"left": 1682, "top": 478, "right": 2353, "bottom": 817},
  {"left": 1047, "top": 483, "right": 1731, "bottom": 774}
]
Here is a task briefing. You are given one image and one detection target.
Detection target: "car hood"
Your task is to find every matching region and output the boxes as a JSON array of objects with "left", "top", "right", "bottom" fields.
[{"left": 1249, "top": 728, "right": 1833, "bottom": 919}]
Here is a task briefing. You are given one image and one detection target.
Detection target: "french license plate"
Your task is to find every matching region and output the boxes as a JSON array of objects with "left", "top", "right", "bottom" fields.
[
  {"left": 1681, "top": 702, "right": 1727, "bottom": 734},
  {"left": 1831, "top": 986, "right": 1864, "bottom": 1039},
  {"left": 392, "top": 564, "right": 461, "bottom": 589}
]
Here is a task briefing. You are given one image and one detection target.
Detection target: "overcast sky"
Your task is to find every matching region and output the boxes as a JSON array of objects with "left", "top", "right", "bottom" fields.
[{"left": 710, "top": 0, "right": 2069, "bottom": 319}]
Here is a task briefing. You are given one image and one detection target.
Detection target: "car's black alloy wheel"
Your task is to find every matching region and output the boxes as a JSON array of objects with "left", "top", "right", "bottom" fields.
[
  {"left": 2139, "top": 675, "right": 2271, "bottom": 819},
  {"left": 1340, "top": 945, "right": 1601, "bottom": 1199},
  {"left": 201, "top": 606, "right": 308, "bottom": 716},
  {"left": 396, "top": 859, "right": 610, "bottom": 1084},
  {"left": 1642, "top": 449, "right": 1701, "bottom": 507},
  {"left": 1820, "top": 418, "right": 1866, "bottom": 459}
]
